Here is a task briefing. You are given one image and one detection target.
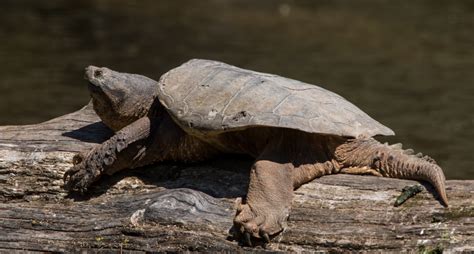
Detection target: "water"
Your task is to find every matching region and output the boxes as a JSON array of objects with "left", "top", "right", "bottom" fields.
[{"left": 0, "top": 0, "right": 472, "bottom": 179}]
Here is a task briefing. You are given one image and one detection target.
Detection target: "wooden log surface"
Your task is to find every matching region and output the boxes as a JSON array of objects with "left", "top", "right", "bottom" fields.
[{"left": 0, "top": 104, "right": 473, "bottom": 253}]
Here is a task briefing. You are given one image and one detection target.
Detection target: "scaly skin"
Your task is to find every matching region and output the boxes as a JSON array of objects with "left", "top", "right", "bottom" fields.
[
  {"left": 85, "top": 66, "right": 158, "bottom": 132},
  {"left": 232, "top": 133, "right": 448, "bottom": 244},
  {"left": 334, "top": 137, "right": 448, "bottom": 206},
  {"left": 64, "top": 66, "right": 449, "bottom": 246},
  {"left": 64, "top": 117, "right": 153, "bottom": 190}
]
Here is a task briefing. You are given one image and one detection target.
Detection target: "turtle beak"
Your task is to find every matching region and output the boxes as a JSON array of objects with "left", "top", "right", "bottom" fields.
[
  {"left": 84, "top": 66, "right": 101, "bottom": 80},
  {"left": 84, "top": 66, "right": 106, "bottom": 88},
  {"left": 84, "top": 66, "right": 93, "bottom": 80}
]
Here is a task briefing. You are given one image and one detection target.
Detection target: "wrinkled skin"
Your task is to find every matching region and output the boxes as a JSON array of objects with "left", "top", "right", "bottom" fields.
[{"left": 64, "top": 65, "right": 448, "bottom": 246}]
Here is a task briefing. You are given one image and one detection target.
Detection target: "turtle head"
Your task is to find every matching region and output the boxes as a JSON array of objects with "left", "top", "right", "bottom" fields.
[{"left": 85, "top": 66, "right": 159, "bottom": 131}]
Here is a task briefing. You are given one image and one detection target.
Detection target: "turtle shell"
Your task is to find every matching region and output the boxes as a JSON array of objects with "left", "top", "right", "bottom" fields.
[{"left": 157, "top": 59, "right": 394, "bottom": 138}]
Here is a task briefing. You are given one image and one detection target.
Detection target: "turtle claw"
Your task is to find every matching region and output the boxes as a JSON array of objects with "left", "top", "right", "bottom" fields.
[
  {"left": 72, "top": 153, "right": 85, "bottom": 165},
  {"left": 260, "top": 230, "right": 270, "bottom": 243},
  {"left": 63, "top": 166, "right": 79, "bottom": 181},
  {"left": 63, "top": 166, "right": 93, "bottom": 193},
  {"left": 233, "top": 201, "right": 285, "bottom": 246},
  {"left": 244, "top": 231, "right": 252, "bottom": 246},
  {"left": 63, "top": 153, "right": 103, "bottom": 192}
]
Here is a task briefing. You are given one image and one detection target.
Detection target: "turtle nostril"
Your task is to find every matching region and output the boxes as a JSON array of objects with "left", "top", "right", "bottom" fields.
[{"left": 94, "top": 70, "right": 103, "bottom": 78}]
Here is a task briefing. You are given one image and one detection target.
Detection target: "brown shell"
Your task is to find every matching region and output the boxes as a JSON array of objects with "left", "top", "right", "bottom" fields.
[{"left": 157, "top": 59, "right": 394, "bottom": 138}]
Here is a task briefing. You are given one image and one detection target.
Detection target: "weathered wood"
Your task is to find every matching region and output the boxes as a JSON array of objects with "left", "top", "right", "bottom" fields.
[{"left": 0, "top": 104, "right": 472, "bottom": 253}]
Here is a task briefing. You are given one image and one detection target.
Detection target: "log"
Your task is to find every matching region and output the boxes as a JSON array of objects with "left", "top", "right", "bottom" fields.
[{"left": 0, "top": 104, "right": 472, "bottom": 253}]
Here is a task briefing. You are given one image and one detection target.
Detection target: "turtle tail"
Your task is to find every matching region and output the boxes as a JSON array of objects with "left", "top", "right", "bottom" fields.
[{"left": 334, "top": 137, "right": 448, "bottom": 207}]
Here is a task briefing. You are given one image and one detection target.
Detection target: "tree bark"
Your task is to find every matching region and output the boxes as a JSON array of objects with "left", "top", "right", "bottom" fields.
[{"left": 0, "top": 104, "right": 472, "bottom": 253}]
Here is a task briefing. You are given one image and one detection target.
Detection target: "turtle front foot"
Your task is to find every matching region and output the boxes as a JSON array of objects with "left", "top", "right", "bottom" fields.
[
  {"left": 233, "top": 198, "right": 287, "bottom": 246},
  {"left": 63, "top": 151, "right": 104, "bottom": 192}
]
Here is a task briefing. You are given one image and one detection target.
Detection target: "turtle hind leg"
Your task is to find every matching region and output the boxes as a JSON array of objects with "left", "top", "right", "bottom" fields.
[
  {"left": 233, "top": 142, "right": 295, "bottom": 246},
  {"left": 334, "top": 137, "right": 448, "bottom": 207},
  {"left": 339, "top": 166, "right": 383, "bottom": 176}
]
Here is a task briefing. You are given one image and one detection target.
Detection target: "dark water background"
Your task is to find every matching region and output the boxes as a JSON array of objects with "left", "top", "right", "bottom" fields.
[{"left": 0, "top": 0, "right": 472, "bottom": 179}]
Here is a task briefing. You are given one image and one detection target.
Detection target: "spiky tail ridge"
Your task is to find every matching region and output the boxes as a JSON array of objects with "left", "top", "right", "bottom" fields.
[{"left": 334, "top": 137, "right": 448, "bottom": 207}]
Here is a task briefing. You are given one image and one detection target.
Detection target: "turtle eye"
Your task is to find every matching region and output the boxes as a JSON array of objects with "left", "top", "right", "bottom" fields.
[{"left": 94, "top": 70, "right": 103, "bottom": 78}]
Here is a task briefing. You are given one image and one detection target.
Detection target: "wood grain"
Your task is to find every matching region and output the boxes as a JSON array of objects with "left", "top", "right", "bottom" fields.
[{"left": 0, "top": 104, "right": 472, "bottom": 252}]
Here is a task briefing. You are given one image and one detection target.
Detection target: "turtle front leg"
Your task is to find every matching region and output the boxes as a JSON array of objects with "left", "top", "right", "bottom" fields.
[
  {"left": 234, "top": 159, "right": 294, "bottom": 245},
  {"left": 64, "top": 116, "right": 154, "bottom": 192}
]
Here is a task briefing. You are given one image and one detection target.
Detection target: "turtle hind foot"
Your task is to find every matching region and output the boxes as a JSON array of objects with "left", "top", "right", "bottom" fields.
[{"left": 233, "top": 198, "right": 284, "bottom": 247}]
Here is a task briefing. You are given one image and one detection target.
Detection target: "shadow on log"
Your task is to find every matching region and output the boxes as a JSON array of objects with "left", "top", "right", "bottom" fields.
[{"left": 0, "top": 104, "right": 473, "bottom": 252}]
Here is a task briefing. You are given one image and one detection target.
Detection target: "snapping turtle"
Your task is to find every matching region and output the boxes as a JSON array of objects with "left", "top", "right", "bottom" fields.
[{"left": 64, "top": 59, "right": 448, "bottom": 244}]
